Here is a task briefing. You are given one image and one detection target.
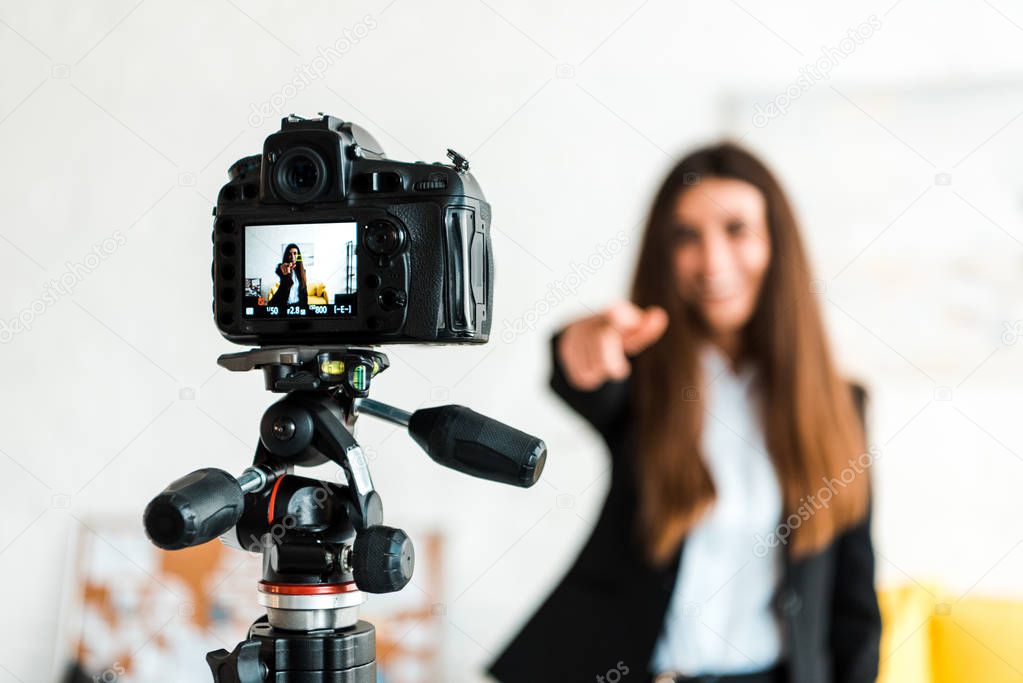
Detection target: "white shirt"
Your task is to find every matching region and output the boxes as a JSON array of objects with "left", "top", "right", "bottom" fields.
[
  {"left": 649, "top": 343, "right": 786, "bottom": 676},
  {"left": 286, "top": 271, "right": 300, "bottom": 305}
]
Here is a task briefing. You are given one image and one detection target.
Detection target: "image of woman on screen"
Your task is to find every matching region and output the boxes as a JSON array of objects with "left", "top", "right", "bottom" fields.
[{"left": 268, "top": 243, "right": 308, "bottom": 308}]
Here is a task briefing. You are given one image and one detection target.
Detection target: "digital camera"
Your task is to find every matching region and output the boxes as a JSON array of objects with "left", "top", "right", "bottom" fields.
[{"left": 212, "top": 114, "right": 493, "bottom": 346}]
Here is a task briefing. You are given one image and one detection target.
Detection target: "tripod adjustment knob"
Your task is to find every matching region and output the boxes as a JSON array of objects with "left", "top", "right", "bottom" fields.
[
  {"left": 352, "top": 525, "right": 415, "bottom": 593},
  {"left": 206, "top": 638, "right": 265, "bottom": 683}
]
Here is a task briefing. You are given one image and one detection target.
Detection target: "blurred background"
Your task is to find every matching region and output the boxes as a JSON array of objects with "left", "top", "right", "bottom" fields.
[{"left": 1, "top": 1, "right": 1022, "bottom": 681}]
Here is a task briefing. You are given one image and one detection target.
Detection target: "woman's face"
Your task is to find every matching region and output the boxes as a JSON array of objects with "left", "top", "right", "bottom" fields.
[
  {"left": 286, "top": 247, "right": 299, "bottom": 264},
  {"left": 671, "top": 177, "right": 772, "bottom": 337}
]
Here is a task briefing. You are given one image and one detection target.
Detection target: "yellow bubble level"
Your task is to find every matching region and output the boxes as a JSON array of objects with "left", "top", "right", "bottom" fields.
[{"left": 320, "top": 359, "right": 346, "bottom": 376}]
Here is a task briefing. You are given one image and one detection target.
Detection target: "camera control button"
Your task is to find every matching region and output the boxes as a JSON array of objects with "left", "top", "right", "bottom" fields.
[
  {"left": 364, "top": 220, "right": 406, "bottom": 257},
  {"left": 377, "top": 288, "right": 407, "bottom": 312}
]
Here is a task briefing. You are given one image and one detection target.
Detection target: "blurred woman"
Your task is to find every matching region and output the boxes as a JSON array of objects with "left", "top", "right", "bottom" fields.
[{"left": 490, "top": 143, "right": 879, "bottom": 683}]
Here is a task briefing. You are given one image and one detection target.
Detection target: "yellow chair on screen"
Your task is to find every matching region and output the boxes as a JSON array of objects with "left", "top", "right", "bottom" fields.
[{"left": 267, "top": 282, "right": 329, "bottom": 305}]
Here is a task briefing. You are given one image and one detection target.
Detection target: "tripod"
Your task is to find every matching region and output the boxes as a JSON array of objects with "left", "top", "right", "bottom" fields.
[{"left": 143, "top": 346, "right": 546, "bottom": 682}]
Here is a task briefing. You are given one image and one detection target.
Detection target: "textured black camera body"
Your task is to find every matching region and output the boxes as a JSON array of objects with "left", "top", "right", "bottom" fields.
[{"left": 213, "top": 114, "right": 493, "bottom": 346}]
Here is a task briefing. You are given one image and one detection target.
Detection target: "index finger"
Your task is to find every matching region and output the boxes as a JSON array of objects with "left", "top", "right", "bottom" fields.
[{"left": 602, "top": 300, "right": 644, "bottom": 334}]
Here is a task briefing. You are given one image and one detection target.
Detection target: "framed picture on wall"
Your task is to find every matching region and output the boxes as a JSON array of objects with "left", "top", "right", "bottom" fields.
[{"left": 56, "top": 520, "right": 444, "bottom": 683}]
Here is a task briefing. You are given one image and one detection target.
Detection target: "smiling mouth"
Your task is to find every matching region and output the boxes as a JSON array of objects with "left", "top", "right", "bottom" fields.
[
  {"left": 698, "top": 279, "right": 742, "bottom": 302},
  {"left": 702, "top": 291, "right": 736, "bottom": 301}
]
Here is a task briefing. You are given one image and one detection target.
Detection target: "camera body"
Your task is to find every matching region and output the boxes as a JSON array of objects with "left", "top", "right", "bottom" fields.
[{"left": 213, "top": 114, "right": 493, "bottom": 346}]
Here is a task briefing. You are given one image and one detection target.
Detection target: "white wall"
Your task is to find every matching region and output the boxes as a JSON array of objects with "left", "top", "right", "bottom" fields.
[{"left": 1, "top": 1, "right": 1022, "bottom": 681}]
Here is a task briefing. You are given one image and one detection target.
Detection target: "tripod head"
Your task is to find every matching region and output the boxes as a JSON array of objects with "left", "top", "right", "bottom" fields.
[{"left": 143, "top": 346, "right": 547, "bottom": 682}]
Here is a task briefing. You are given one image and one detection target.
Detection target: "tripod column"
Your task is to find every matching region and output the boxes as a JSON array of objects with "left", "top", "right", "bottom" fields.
[
  {"left": 207, "top": 617, "right": 377, "bottom": 683},
  {"left": 257, "top": 581, "right": 366, "bottom": 631}
]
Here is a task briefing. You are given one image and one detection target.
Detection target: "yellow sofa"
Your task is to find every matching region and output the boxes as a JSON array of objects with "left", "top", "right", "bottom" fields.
[
  {"left": 267, "top": 281, "right": 328, "bottom": 305},
  {"left": 878, "top": 584, "right": 1023, "bottom": 683}
]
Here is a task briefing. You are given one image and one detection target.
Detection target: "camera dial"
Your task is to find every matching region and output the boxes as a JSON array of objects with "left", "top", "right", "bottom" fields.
[{"left": 364, "top": 219, "right": 405, "bottom": 257}]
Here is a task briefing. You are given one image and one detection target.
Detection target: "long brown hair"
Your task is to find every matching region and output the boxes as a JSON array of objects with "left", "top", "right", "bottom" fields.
[{"left": 630, "top": 142, "right": 868, "bottom": 566}]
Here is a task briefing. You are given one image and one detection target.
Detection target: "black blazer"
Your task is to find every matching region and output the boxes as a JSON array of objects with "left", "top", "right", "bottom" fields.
[
  {"left": 269, "top": 263, "right": 308, "bottom": 308},
  {"left": 489, "top": 335, "right": 880, "bottom": 683}
]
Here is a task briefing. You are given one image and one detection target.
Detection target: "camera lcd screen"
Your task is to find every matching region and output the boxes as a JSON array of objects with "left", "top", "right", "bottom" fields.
[{"left": 242, "top": 222, "right": 358, "bottom": 318}]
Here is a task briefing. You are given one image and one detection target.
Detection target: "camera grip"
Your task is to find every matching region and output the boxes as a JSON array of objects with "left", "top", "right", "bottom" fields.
[{"left": 408, "top": 405, "right": 546, "bottom": 488}]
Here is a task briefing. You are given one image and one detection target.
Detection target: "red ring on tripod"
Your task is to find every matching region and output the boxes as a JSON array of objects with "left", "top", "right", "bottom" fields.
[
  {"left": 267, "top": 475, "right": 286, "bottom": 524},
  {"left": 258, "top": 581, "right": 359, "bottom": 595}
]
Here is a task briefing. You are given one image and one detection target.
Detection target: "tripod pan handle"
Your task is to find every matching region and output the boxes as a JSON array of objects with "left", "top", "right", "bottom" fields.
[
  {"left": 143, "top": 468, "right": 245, "bottom": 550},
  {"left": 408, "top": 405, "right": 547, "bottom": 488}
]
